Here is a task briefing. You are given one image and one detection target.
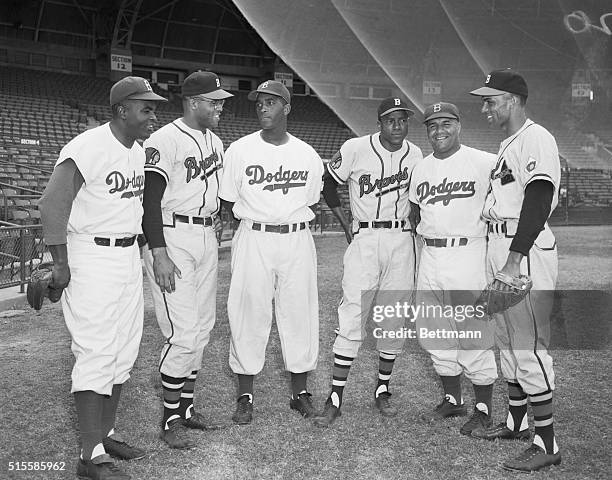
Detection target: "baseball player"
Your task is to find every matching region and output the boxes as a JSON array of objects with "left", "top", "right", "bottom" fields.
[
  {"left": 141, "top": 71, "right": 232, "bottom": 449},
  {"left": 313, "top": 97, "right": 422, "bottom": 428},
  {"left": 218, "top": 80, "right": 323, "bottom": 424},
  {"left": 38, "top": 77, "right": 166, "bottom": 480},
  {"left": 469, "top": 69, "right": 562, "bottom": 472},
  {"left": 408, "top": 102, "right": 498, "bottom": 436}
]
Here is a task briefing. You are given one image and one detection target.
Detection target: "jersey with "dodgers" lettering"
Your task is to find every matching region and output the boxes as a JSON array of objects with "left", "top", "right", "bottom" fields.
[
  {"left": 483, "top": 119, "right": 560, "bottom": 222},
  {"left": 327, "top": 132, "right": 422, "bottom": 222},
  {"left": 143, "top": 119, "right": 224, "bottom": 223},
  {"left": 409, "top": 145, "right": 496, "bottom": 238},
  {"left": 219, "top": 131, "right": 323, "bottom": 223},
  {"left": 58, "top": 123, "right": 144, "bottom": 236}
]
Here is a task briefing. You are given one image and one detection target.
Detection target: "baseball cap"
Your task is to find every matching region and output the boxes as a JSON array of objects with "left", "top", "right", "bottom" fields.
[
  {"left": 423, "top": 102, "right": 460, "bottom": 123},
  {"left": 182, "top": 71, "right": 233, "bottom": 99},
  {"left": 378, "top": 97, "right": 415, "bottom": 118},
  {"left": 469, "top": 69, "right": 528, "bottom": 97},
  {"left": 109, "top": 76, "right": 167, "bottom": 105},
  {"left": 248, "top": 80, "right": 291, "bottom": 103}
]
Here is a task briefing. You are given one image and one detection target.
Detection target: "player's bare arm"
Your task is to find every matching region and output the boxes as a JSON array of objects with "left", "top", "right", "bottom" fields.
[
  {"left": 142, "top": 170, "right": 182, "bottom": 293},
  {"left": 322, "top": 168, "right": 352, "bottom": 243},
  {"left": 39, "top": 158, "right": 85, "bottom": 292}
]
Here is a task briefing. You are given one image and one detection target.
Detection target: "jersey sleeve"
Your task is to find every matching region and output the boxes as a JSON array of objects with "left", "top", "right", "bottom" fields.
[
  {"left": 326, "top": 139, "right": 356, "bottom": 184},
  {"left": 307, "top": 150, "right": 324, "bottom": 206},
  {"left": 57, "top": 136, "right": 106, "bottom": 185},
  {"left": 408, "top": 162, "right": 422, "bottom": 204},
  {"left": 218, "top": 142, "right": 241, "bottom": 202},
  {"left": 143, "top": 127, "right": 175, "bottom": 184},
  {"left": 517, "top": 127, "right": 560, "bottom": 190}
]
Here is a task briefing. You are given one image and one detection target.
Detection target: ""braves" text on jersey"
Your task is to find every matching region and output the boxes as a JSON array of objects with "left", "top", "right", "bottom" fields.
[
  {"left": 106, "top": 170, "right": 145, "bottom": 199},
  {"left": 416, "top": 177, "right": 476, "bottom": 206},
  {"left": 358, "top": 166, "right": 410, "bottom": 198},
  {"left": 184, "top": 151, "right": 221, "bottom": 183},
  {"left": 246, "top": 165, "right": 308, "bottom": 194}
]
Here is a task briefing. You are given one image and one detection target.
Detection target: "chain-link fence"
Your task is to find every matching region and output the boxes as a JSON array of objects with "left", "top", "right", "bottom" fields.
[{"left": 0, "top": 224, "right": 49, "bottom": 291}]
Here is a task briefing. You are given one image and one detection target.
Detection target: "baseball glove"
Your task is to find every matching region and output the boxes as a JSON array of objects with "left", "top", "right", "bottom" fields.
[
  {"left": 475, "top": 271, "right": 533, "bottom": 316},
  {"left": 26, "top": 262, "right": 64, "bottom": 310}
]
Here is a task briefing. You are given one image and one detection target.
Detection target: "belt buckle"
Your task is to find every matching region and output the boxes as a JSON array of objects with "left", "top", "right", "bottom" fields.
[{"left": 279, "top": 224, "right": 289, "bottom": 234}]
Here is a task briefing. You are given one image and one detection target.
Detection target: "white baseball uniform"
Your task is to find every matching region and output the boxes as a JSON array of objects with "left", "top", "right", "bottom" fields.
[
  {"left": 58, "top": 123, "right": 145, "bottom": 396},
  {"left": 327, "top": 132, "right": 422, "bottom": 358},
  {"left": 483, "top": 119, "right": 560, "bottom": 395},
  {"left": 219, "top": 131, "right": 323, "bottom": 375},
  {"left": 409, "top": 145, "right": 497, "bottom": 385},
  {"left": 143, "top": 119, "right": 223, "bottom": 378}
]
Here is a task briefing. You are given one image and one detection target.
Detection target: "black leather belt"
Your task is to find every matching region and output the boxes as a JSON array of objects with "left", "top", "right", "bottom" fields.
[
  {"left": 175, "top": 214, "right": 213, "bottom": 226},
  {"left": 94, "top": 235, "right": 137, "bottom": 247},
  {"left": 252, "top": 222, "right": 306, "bottom": 233},
  {"left": 423, "top": 237, "right": 468, "bottom": 247},
  {"left": 359, "top": 220, "right": 408, "bottom": 229}
]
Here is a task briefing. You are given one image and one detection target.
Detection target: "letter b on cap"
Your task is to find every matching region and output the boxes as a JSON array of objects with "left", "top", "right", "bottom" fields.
[
  {"left": 433, "top": 103, "right": 441, "bottom": 112},
  {"left": 394, "top": 98, "right": 401, "bottom": 106},
  {"left": 485, "top": 74, "right": 491, "bottom": 84}
]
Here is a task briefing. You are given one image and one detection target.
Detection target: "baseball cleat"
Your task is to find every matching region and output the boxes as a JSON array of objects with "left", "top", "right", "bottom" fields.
[
  {"left": 102, "top": 436, "right": 146, "bottom": 461},
  {"left": 232, "top": 394, "right": 253, "bottom": 425},
  {"left": 76, "top": 454, "right": 130, "bottom": 480},
  {"left": 183, "top": 411, "right": 226, "bottom": 431},
  {"left": 160, "top": 418, "right": 196, "bottom": 449},
  {"left": 289, "top": 392, "right": 316, "bottom": 418},
  {"left": 460, "top": 408, "right": 491, "bottom": 436},
  {"left": 375, "top": 392, "right": 397, "bottom": 417},
  {"left": 424, "top": 397, "right": 467, "bottom": 421},
  {"left": 502, "top": 444, "right": 561, "bottom": 472},
  {"left": 312, "top": 398, "right": 341, "bottom": 428},
  {"left": 471, "top": 422, "right": 530, "bottom": 441}
]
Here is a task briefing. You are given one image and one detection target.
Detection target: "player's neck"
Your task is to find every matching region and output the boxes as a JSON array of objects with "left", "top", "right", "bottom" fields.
[
  {"left": 109, "top": 120, "right": 136, "bottom": 149},
  {"left": 181, "top": 116, "right": 207, "bottom": 133},
  {"left": 433, "top": 143, "right": 460, "bottom": 159},
  {"left": 260, "top": 128, "right": 289, "bottom": 146},
  {"left": 505, "top": 111, "right": 527, "bottom": 137}
]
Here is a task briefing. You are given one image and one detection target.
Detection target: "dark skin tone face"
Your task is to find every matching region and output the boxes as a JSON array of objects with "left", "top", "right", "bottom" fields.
[
  {"left": 378, "top": 111, "right": 409, "bottom": 152},
  {"left": 111, "top": 99, "right": 159, "bottom": 147},
  {"left": 255, "top": 93, "right": 291, "bottom": 145},
  {"left": 185, "top": 96, "right": 226, "bottom": 131}
]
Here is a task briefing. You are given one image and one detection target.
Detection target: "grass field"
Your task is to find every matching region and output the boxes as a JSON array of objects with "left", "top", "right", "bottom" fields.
[{"left": 1, "top": 225, "right": 610, "bottom": 480}]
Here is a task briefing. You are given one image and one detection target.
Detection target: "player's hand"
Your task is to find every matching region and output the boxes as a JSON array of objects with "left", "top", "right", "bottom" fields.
[
  {"left": 151, "top": 247, "right": 182, "bottom": 293},
  {"left": 51, "top": 263, "right": 71, "bottom": 290},
  {"left": 213, "top": 215, "right": 223, "bottom": 244},
  {"left": 492, "top": 253, "right": 522, "bottom": 292},
  {"left": 343, "top": 226, "right": 353, "bottom": 244}
]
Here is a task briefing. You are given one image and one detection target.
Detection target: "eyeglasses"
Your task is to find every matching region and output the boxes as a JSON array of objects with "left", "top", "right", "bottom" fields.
[{"left": 192, "top": 96, "right": 225, "bottom": 108}]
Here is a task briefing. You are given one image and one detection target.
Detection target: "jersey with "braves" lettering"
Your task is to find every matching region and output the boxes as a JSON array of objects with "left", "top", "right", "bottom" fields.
[
  {"left": 58, "top": 123, "right": 144, "bottom": 236},
  {"left": 327, "top": 132, "right": 422, "bottom": 222},
  {"left": 483, "top": 119, "right": 560, "bottom": 222},
  {"left": 219, "top": 131, "right": 323, "bottom": 223},
  {"left": 409, "top": 145, "right": 496, "bottom": 238},
  {"left": 143, "top": 118, "right": 224, "bottom": 222}
]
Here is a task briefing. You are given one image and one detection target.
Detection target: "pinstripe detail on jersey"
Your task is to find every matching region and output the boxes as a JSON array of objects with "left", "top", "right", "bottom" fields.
[
  {"left": 394, "top": 147, "right": 411, "bottom": 219},
  {"left": 525, "top": 254, "right": 552, "bottom": 391},
  {"left": 159, "top": 291, "right": 176, "bottom": 372},
  {"left": 369, "top": 135, "right": 384, "bottom": 219},
  {"left": 171, "top": 121, "right": 210, "bottom": 215}
]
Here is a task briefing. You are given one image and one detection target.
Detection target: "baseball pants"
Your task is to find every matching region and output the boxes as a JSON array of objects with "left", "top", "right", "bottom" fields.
[
  {"left": 63, "top": 233, "right": 144, "bottom": 396},
  {"left": 333, "top": 228, "right": 417, "bottom": 358},
  {"left": 227, "top": 221, "right": 319, "bottom": 375},
  {"left": 415, "top": 236, "right": 497, "bottom": 385},
  {"left": 487, "top": 222, "right": 557, "bottom": 394},
  {"left": 143, "top": 222, "right": 218, "bottom": 378}
]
